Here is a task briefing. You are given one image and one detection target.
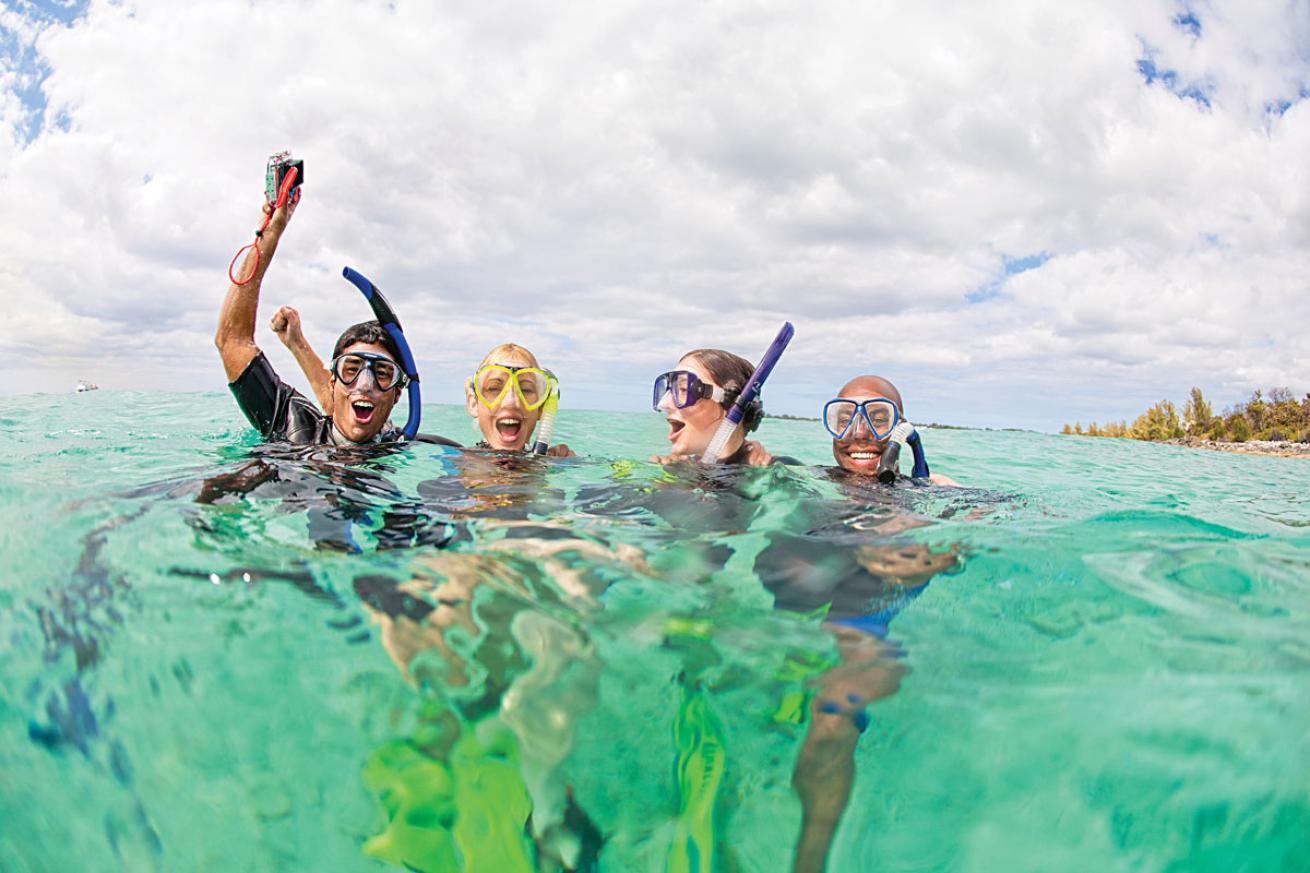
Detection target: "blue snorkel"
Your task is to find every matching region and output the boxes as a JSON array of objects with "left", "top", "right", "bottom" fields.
[
  {"left": 906, "top": 429, "right": 930, "bottom": 479},
  {"left": 341, "top": 267, "right": 421, "bottom": 441},
  {"left": 701, "top": 322, "right": 795, "bottom": 464}
]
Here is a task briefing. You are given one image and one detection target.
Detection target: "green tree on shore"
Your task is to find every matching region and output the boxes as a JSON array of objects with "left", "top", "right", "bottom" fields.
[
  {"left": 1182, "top": 387, "right": 1212, "bottom": 436},
  {"left": 1131, "top": 400, "right": 1184, "bottom": 441},
  {"left": 1246, "top": 389, "right": 1266, "bottom": 431},
  {"left": 1062, "top": 386, "right": 1310, "bottom": 443}
]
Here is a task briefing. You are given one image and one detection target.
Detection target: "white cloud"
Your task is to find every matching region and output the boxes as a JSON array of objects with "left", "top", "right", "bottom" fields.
[{"left": 1, "top": 0, "right": 1307, "bottom": 431}]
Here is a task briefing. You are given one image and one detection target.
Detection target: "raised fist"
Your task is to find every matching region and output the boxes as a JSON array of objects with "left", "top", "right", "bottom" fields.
[{"left": 270, "top": 305, "right": 302, "bottom": 342}]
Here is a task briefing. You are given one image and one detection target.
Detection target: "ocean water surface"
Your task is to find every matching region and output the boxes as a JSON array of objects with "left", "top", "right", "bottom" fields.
[{"left": 2, "top": 390, "right": 1308, "bottom": 872}]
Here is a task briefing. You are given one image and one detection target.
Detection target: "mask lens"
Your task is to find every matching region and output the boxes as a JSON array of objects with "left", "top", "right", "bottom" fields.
[
  {"left": 476, "top": 367, "right": 510, "bottom": 405},
  {"left": 372, "top": 359, "right": 399, "bottom": 390},
  {"left": 672, "top": 372, "right": 696, "bottom": 408},
  {"left": 337, "top": 355, "right": 364, "bottom": 384},
  {"left": 867, "top": 402, "right": 893, "bottom": 435},
  {"left": 864, "top": 399, "right": 900, "bottom": 438},
  {"left": 513, "top": 369, "right": 549, "bottom": 410},
  {"left": 824, "top": 400, "right": 858, "bottom": 438},
  {"left": 653, "top": 373, "right": 671, "bottom": 410}
]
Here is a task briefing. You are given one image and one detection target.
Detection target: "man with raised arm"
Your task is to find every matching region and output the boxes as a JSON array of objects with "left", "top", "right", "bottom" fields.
[{"left": 215, "top": 195, "right": 457, "bottom": 448}]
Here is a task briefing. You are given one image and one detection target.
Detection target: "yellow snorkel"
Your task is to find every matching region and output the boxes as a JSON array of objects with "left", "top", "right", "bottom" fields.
[{"left": 531, "top": 369, "right": 560, "bottom": 455}]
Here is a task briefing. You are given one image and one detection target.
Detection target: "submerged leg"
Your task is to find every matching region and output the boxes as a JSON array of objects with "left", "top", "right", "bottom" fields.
[{"left": 790, "top": 626, "right": 904, "bottom": 873}]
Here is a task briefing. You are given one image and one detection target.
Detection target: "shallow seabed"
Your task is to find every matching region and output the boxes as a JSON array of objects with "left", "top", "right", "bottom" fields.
[{"left": 2, "top": 390, "right": 1308, "bottom": 872}]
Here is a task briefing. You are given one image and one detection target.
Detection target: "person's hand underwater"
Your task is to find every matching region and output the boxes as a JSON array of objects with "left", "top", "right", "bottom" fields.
[
  {"left": 740, "top": 440, "right": 774, "bottom": 466},
  {"left": 854, "top": 543, "right": 963, "bottom": 586}
]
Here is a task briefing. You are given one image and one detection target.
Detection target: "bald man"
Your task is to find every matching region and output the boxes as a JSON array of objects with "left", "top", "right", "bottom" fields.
[{"left": 826, "top": 375, "right": 958, "bottom": 485}]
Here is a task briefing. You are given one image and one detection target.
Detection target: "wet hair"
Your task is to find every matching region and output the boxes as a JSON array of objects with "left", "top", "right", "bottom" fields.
[
  {"left": 332, "top": 320, "right": 401, "bottom": 363},
  {"left": 331, "top": 321, "right": 404, "bottom": 393},
  {"left": 683, "top": 348, "right": 765, "bottom": 433},
  {"left": 474, "top": 343, "right": 540, "bottom": 371}
]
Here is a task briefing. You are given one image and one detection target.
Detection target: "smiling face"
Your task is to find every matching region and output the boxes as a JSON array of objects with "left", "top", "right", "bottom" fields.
[
  {"left": 831, "top": 375, "right": 904, "bottom": 474},
  {"left": 465, "top": 346, "right": 543, "bottom": 452},
  {"left": 329, "top": 341, "right": 402, "bottom": 443},
  {"left": 659, "top": 353, "right": 732, "bottom": 457}
]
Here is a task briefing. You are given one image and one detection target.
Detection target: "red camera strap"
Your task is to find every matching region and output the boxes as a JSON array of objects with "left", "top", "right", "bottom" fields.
[{"left": 227, "top": 165, "right": 301, "bottom": 286}]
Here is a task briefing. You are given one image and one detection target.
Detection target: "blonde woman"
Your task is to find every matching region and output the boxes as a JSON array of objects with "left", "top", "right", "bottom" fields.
[{"left": 466, "top": 343, "right": 572, "bottom": 457}]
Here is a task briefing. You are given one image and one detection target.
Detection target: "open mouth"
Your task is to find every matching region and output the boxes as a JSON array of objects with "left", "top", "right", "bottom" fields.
[
  {"left": 667, "top": 418, "right": 685, "bottom": 443},
  {"left": 495, "top": 418, "right": 523, "bottom": 443},
  {"left": 351, "top": 399, "right": 376, "bottom": 425}
]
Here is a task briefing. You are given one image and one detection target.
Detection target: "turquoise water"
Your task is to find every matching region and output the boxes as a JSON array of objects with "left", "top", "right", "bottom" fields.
[{"left": 2, "top": 390, "right": 1308, "bottom": 872}]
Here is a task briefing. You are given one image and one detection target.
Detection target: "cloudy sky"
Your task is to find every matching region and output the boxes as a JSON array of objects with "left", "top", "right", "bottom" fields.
[{"left": 2, "top": 0, "right": 1307, "bottom": 430}]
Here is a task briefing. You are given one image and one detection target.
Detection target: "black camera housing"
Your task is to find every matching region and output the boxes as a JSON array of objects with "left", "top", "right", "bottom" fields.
[
  {"left": 278, "top": 158, "right": 304, "bottom": 191},
  {"left": 265, "top": 153, "right": 304, "bottom": 204}
]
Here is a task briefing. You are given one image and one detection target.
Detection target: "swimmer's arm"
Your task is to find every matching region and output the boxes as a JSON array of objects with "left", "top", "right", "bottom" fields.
[
  {"left": 215, "top": 198, "right": 297, "bottom": 381},
  {"left": 270, "top": 305, "right": 333, "bottom": 412},
  {"left": 928, "top": 472, "right": 960, "bottom": 487}
]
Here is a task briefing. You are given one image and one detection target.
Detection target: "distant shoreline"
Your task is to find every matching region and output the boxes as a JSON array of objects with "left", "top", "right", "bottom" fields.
[{"left": 1164, "top": 437, "right": 1310, "bottom": 458}]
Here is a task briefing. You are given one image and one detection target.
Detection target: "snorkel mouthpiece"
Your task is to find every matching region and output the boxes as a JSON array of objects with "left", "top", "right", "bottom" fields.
[
  {"left": 341, "top": 267, "right": 422, "bottom": 440},
  {"left": 878, "top": 420, "right": 931, "bottom": 481},
  {"left": 876, "top": 440, "right": 901, "bottom": 484},
  {"left": 701, "top": 322, "right": 794, "bottom": 464}
]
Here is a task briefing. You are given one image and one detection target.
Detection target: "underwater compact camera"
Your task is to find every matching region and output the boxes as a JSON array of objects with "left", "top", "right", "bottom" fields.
[{"left": 264, "top": 151, "right": 304, "bottom": 204}]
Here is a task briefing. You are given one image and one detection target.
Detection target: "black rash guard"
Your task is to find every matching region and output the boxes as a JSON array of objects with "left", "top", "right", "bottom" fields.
[{"left": 228, "top": 352, "right": 459, "bottom": 448}]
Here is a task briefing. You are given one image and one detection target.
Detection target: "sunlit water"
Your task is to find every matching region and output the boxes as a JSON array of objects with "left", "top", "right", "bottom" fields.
[{"left": 2, "top": 390, "right": 1308, "bottom": 872}]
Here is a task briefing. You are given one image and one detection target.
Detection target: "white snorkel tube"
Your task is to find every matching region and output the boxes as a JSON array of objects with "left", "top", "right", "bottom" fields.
[
  {"left": 531, "top": 370, "right": 560, "bottom": 455},
  {"left": 701, "top": 322, "right": 795, "bottom": 464}
]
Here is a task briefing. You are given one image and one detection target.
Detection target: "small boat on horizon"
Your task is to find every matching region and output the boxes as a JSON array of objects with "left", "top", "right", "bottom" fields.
[{"left": 75, "top": 380, "right": 99, "bottom": 393}]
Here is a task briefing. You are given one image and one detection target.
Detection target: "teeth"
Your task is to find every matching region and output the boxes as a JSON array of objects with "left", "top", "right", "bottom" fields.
[
  {"left": 849, "top": 452, "right": 876, "bottom": 459},
  {"left": 499, "top": 419, "right": 520, "bottom": 426},
  {"left": 353, "top": 400, "right": 374, "bottom": 409}
]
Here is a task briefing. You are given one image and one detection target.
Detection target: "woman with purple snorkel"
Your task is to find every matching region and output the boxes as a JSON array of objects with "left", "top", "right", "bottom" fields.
[{"left": 651, "top": 323, "right": 795, "bottom": 466}]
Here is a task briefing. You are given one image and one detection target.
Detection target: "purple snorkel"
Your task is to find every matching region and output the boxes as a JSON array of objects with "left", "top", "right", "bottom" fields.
[{"left": 701, "top": 322, "right": 795, "bottom": 463}]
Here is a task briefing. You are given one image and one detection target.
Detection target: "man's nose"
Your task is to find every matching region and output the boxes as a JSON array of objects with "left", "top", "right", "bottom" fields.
[
  {"left": 353, "top": 366, "right": 379, "bottom": 391},
  {"left": 850, "top": 411, "right": 872, "bottom": 439}
]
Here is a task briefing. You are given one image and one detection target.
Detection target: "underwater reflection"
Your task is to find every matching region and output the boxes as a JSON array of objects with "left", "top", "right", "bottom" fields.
[
  {"left": 35, "top": 447, "right": 978, "bottom": 872},
  {"left": 416, "top": 449, "right": 569, "bottom": 521},
  {"left": 345, "top": 460, "right": 971, "bottom": 872},
  {"left": 189, "top": 446, "right": 465, "bottom": 552},
  {"left": 355, "top": 524, "right": 646, "bottom": 870}
]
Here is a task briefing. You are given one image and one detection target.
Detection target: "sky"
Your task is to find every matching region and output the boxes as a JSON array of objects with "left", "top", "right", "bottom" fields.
[{"left": 2, "top": 0, "right": 1308, "bottom": 431}]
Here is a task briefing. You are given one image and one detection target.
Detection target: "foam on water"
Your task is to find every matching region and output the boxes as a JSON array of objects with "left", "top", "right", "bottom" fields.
[{"left": 2, "top": 390, "right": 1308, "bottom": 872}]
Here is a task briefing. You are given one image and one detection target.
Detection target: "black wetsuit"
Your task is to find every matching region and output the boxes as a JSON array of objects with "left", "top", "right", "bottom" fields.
[{"left": 229, "top": 353, "right": 459, "bottom": 447}]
